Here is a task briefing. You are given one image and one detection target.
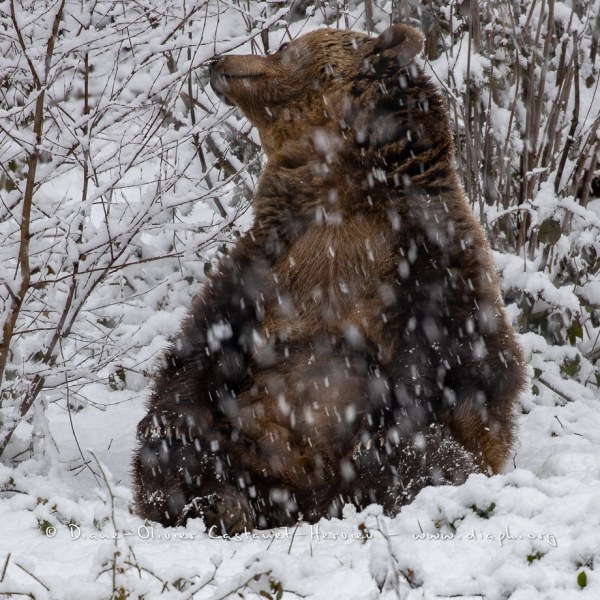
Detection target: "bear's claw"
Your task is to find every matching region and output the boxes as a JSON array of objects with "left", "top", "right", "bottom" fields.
[{"left": 176, "top": 489, "right": 255, "bottom": 535}]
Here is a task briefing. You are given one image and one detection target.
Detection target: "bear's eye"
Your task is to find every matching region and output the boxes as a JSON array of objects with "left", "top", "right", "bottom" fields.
[{"left": 277, "top": 42, "right": 291, "bottom": 53}]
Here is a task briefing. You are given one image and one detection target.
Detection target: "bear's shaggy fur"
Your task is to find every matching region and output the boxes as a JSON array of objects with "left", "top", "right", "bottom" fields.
[{"left": 132, "top": 24, "right": 526, "bottom": 534}]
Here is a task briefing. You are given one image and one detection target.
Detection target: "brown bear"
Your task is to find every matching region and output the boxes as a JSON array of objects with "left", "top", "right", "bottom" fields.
[{"left": 132, "top": 24, "right": 526, "bottom": 534}]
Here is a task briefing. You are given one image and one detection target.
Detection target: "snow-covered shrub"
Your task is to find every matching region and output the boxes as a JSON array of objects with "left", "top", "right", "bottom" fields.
[
  {"left": 0, "top": 0, "right": 272, "bottom": 457},
  {"left": 373, "top": 0, "right": 600, "bottom": 397}
]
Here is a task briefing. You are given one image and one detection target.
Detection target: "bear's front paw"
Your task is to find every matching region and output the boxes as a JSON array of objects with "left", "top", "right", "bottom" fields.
[
  {"left": 137, "top": 411, "right": 199, "bottom": 446},
  {"left": 178, "top": 487, "right": 255, "bottom": 535}
]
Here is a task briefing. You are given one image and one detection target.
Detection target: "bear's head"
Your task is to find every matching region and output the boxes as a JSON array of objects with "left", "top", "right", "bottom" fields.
[{"left": 210, "top": 25, "right": 425, "bottom": 159}]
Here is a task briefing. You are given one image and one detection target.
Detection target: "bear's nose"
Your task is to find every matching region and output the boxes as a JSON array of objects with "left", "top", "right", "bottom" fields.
[
  {"left": 209, "top": 58, "right": 234, "bottom": 105},
  {"left": 208, "top": 56, "right": 222, "bottom": 76}
]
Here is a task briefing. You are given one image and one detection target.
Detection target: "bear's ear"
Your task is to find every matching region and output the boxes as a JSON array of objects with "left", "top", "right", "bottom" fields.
[{"left": 375, "top": 24, "right": 424, "bottom": 65}]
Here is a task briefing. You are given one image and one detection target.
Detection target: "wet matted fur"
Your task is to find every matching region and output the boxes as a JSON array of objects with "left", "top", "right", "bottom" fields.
[{"left": 132, "top": 24, "right": 526, "bottom": 534}]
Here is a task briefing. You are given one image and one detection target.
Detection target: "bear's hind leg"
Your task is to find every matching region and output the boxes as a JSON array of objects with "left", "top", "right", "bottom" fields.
[
  {"left": 177, "top": 483, "right": 255, "bottom": 535},
  {"left": 351, "top": 423, "right": 486, "bottom": 513},
  {"left": 440, "top": 396, "right": 517, "bottom": 475},
  {"left": 133, "top": 414, "right": 256, "bottom": 534}
]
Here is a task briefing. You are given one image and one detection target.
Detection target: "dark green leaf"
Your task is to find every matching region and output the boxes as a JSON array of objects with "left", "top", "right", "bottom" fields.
[
  {"left": 567, "top": 321, "right": 583, "bottom": 346},
  {"left": 538, "top": 218, "right": 562, "bottom": 245}
]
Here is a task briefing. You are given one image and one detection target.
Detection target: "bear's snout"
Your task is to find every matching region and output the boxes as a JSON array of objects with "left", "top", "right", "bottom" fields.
[
  {"left": 208, "top": 58, "right": 226, "bottom": 86},
  {"left": 209, "top": 58, "right": 236, "bottom": 106},
  {"left": 209, "top": 55, "right": 271, "bottom": 109},
  {"left": 207, "top": 56, "right": 222, "bottom": 77}
]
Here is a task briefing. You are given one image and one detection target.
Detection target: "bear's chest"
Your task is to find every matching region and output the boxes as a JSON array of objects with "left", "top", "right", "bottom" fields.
[{"left": 272, "top": 215, "right": 395, "bottom": 323}]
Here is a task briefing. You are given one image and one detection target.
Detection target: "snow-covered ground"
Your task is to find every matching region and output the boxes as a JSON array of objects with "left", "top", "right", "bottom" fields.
[{"left": 1, "top": 333, "right": 599, "bottom": 599}]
